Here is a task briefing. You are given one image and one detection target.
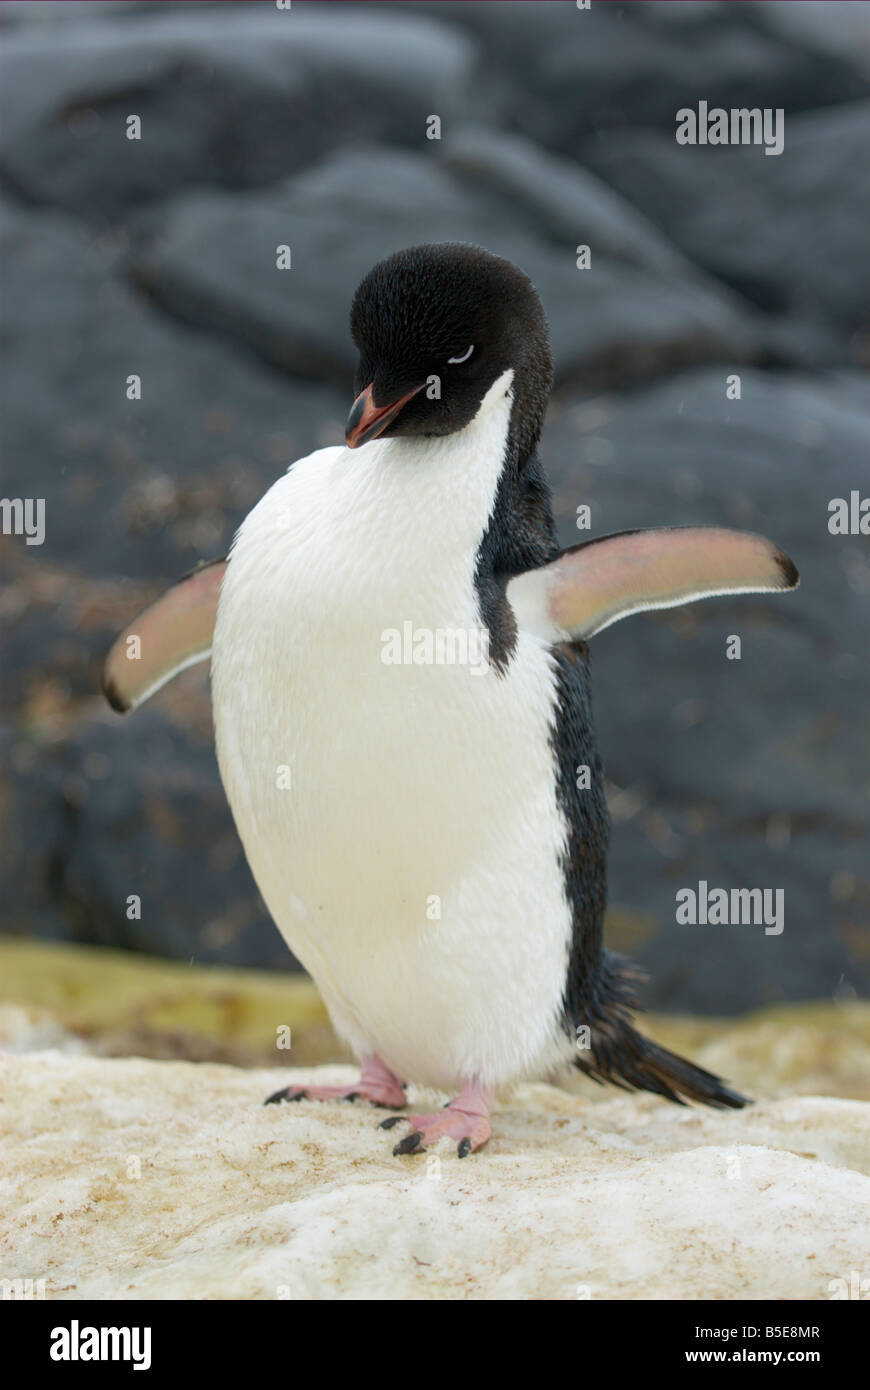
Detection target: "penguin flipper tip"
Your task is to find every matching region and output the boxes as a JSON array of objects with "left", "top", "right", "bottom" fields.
[
  {"left": 507, "top": 526, "right": 800, "bottom": 642},
  {"left": 101, "top": 556, "right": 227, "bottom": 714}
]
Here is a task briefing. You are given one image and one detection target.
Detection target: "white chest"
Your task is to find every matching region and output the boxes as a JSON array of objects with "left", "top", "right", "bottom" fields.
[{"left": 211, "top": 389, "right": 574, "bottom": 1089}]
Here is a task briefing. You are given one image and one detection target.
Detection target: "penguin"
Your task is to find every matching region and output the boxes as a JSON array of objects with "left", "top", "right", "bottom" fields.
[{"left": 104, "top": 242, "right": 799, "bottom": 1156}]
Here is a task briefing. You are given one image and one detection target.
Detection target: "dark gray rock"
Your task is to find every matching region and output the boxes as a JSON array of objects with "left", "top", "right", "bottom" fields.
[
  {"left": 2, "top": 0, "right": 865, "bottom": 1015},
  {"left": 583, "top": 101, "right": 870, "bottom": 355},
  {"left": 0, "top": 201, "right": 346, "bottom": 583},
  {"left": 608, "top": 819, "right": 865, "bottom": 1014},
  {"left": 748, "top": 0, "right": 870, "bottom": 78},
  {"left": 635, "top": 2, "right": 726, "bottom": 23},
  {"left": 0, "top": 190, "right": 333, "bottom": 963},
  {"left": 0, "top": 723, "right": 71, "bottom": 943},
  {"left": 131, "top": 145, "right": 768, "bottom": 395},
  {"left": 5, "top": 365, "right": 865, "bottom": 1002},
  {"left": 0, "top": 5, "right": 475, "bottom": 218},
  {"left": 0, "top": 1, "right": 146, "bottom": 21},
  {"left": 444, "top": 125, "right": 711, "bottom": 280},
  {"left": 414, "top": 0, "right": 869, "bottom": 150},
  {"left": 0, "top": 707, "right": 291, "bottom": 971},
  {"left": 0, "top": 199, "right": 342, "bottom": 967},
  {"left": 541, "top": 366, "right": 870, "bottom": 1009}
]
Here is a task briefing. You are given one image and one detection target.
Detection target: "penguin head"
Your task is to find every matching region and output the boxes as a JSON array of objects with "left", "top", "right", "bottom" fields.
[{"left": 346, "top": 243, "right": 553, "bottom": 458}]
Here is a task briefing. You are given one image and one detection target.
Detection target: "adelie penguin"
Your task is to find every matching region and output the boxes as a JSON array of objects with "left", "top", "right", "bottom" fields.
[{"left": 104, "top": 243, "right": 799, "bottom": 1157}]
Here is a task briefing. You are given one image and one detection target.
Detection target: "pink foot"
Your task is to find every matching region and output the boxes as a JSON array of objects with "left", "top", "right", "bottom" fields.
[
  {"left": 380, "top": 1081, "right": 493, "bottom": 1157},
  {"left": 265, "top": 1055, "right": 406, "bottom": 1110}
]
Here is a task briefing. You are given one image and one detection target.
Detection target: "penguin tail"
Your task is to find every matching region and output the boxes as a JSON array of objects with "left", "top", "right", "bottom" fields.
[{"left": 572, "top": 953, "right": 749, "bottom": 1110}]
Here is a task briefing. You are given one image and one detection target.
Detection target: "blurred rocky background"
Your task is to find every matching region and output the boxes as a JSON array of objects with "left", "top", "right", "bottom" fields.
[{"left": 1, "top": 0, "right": 868, "bottom": 1023}]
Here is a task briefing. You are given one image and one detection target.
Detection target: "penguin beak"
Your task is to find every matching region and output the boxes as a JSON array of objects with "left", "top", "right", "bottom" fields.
[{"left": 345, "top": 382, "right": 425, "bottom": 449}]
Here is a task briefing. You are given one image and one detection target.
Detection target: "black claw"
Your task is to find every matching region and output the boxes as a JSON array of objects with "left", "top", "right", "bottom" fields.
[
  {"left": 343, "top": 1091, "right": 360, "bottom": 1103},
  {"left": 378, "top": 1115, "right": 404, "bottom": 1130},
  {"left": 265, "top": 1087, "right": 304, "bottom": 1105},
  {"left": 457, "top": 1137, "right": 472, "bottom": 1158},
  {"left": 393, "top": 1131, "right": 423, "bottom": 1156}
]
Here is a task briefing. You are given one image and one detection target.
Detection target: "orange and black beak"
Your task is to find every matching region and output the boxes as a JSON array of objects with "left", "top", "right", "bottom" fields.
[{"left": 345, "top": 382, "right": 425, "bottom": 449}]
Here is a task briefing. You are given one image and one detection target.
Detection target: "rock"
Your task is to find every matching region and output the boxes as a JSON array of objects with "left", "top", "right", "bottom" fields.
[
  {"left": 0, "top": 187, "right": 325, "bottom": 965},
  {"left": 583, "top": 101, "right": 870, "bottom": 355},
  {"left": 0, "top": 200, "right": 345, "bottom": 582},
  {"left": 0, "top": 1004, "right": 88, "bottom": 1056},
  {"left": 749, "top": 0, "right": 870, "bottom": 77},
  {"left": 4, "top": 940, "right": 869, "bottom": 1097},
  {"left": 2, "top": 0, "right": 865, "bottom": 1011},
  {"left": 444, "top": 124, "right": 714, "bottom": 280},
  {"left": 131, "top": 145, "right": 767, "bottom": 394},
  {"left": 415, "top": 0, "right": 869, "bottom": 151},
  {"left": 636, "top": 1, "right": 726, "bottom": 22},
  {"left": 0, "top": 5, "right": 475, "bottom": 218},
  {"left": 4, "top": 706, "right": 294, "bottom": 972},
  {"left": 0, "top": 184, "right": 338, "bottom": 972},
  {"left": 1, "top": 609, "right": 305, "bottom": 969},
  {"left": 543, "top": 366, "right": 870, "bottom": 1010},
  {"left": 0, "top": 1, "right": 146, "bottom": 23},
  {"left": 0, "top": 940, "right": 339, "bottom": 1067},
  {"left": 2, "top": 1051, "right": 867, "bottom": 1299}
]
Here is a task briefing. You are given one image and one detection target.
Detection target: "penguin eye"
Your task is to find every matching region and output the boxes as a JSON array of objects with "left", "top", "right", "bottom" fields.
[{"left": 447, "top": 344, "right": 474, "bottom": 365}]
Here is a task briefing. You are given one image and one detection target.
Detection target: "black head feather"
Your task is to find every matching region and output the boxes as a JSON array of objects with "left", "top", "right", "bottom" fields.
[{"left": 349, "top": 242, "right": 553, "bottom": 459}]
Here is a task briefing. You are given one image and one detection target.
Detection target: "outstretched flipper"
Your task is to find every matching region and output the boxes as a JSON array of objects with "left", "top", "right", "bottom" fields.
[
  {"left": 507, "top": 526, "right": 798, "bottom": 642},
  {"left": 102, "top": 557, "right": 227, "bottom": 714}
]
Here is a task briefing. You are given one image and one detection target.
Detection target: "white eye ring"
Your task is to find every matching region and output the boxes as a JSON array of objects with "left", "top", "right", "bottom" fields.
[{"left": 447, "top": 344, "right": 474, "bottom": 365}]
